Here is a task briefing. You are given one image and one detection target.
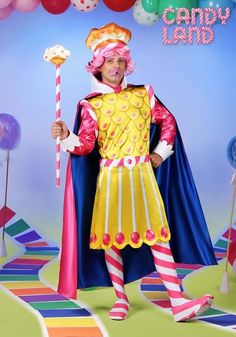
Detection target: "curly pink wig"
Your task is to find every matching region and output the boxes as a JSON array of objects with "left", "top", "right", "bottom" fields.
[{"left": 86, "top": 42, "right": 135, "bottom": 76}]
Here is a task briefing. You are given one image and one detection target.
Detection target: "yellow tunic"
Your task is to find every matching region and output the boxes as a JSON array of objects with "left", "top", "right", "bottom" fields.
[{"left": 88, "top": 86, "right": 170, "bottom": 250}]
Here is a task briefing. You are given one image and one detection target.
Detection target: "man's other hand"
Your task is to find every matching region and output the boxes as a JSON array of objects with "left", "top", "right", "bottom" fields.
[{"left": 150, "top": 153, "right": 163, "bottom": 168}]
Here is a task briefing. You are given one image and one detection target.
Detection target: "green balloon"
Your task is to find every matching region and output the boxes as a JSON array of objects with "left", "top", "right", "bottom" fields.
[
  {"left": 158, "top": 0, "right": 198, "bottom": 19},
  {"left": 142, "top": 0, "right": 159, "bottom": 13}
]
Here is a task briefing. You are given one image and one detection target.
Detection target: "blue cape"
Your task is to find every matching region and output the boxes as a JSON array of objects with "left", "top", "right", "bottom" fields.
[{"left": 70, "top": 92, "right": 217, "bottom": 289}]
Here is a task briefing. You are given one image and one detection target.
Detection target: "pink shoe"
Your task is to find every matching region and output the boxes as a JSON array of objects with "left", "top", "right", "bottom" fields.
[
  {"left": 109, "top": 299, "right": 130, "bottom": 320},
  {"left": 172, "top": 294, "right": 214, "bottom": 322}
]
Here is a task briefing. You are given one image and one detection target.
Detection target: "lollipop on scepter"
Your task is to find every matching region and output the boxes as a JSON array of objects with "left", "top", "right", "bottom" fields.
[
  {"left": 219, "top": 136, "right": 236, "bottom": 293},
  {"left": 43, "top": 45, "right": 70, "bottom": 188},
  {"left": 0, "top": 114, "right": 21, "bottom": 257}
]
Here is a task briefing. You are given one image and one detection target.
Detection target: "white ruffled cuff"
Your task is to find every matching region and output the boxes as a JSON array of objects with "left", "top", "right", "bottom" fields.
[
  {"left": 152, "top": 140, "right": 174, "bottom": 161},
  {"left": 60, "top": 131, "right": 80, "bottom": 152}
]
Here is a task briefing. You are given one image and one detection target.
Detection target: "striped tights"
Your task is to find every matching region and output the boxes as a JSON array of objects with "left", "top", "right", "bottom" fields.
[
  {"left": 105, "top": 242, "right": 213, "bottom": 321},
  {"left": 104, "top": 245, "right": 129, "bottom": 320},
  {"left": 151, "top": 242, "right": 213, "bottom": 321}
]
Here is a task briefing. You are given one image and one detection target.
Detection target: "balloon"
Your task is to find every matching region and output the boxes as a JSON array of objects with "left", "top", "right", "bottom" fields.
[
  {"left": 41, "top": 0, "right": 71, "bottom": 14},
  {"left": 71, "top": 0, "right": 99, "bottom": 12},
  {"left": 227, "top": 136, "right": 236, "bottom": 169},
  {"left": 0, "top": 114, "right": 21, "bottom": 150},
  {"left": 198, "top": 0, "right": 234, "bottom": 10},
  {"left": 133, "top": 0, "right": 159, "bottom": 25},
  {"left": 142, "top": 0, "right": 158, "bottom": 13},
  {"left": 0, "top": 0, "right": 12, "bottom": 9},
  {"left": 0, "top": 4, "right": 13, "bottom": 19},
  {"left": 158, "top": 0, "right": 197, "bottom": 18},
  {"left": 232, "top": 3, "right": 236, "bottom": 19},
  {"left": 199, "top": 0, "right": 233, "bottom": 25},
  {"left": 103, "top": 0, "right": 136, "bottom": 12},
  {"left": 0, "top": 124, "right": 3, "bottom": 142},
  {"left": 11, "top": 0, "right": 39, "bottom": 12}
]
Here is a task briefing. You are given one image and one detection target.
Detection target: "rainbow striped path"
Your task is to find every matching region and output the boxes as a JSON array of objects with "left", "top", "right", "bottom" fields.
[
  {"left": 140, "top": 223, "right": 236, "bottom": 332},
  {"left": 0, "top": 206, "right": 105, "bottom": 337}
]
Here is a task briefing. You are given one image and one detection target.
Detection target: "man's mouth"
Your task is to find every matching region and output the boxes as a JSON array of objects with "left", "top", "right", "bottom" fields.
[{"left": 109, "top": 68, "right": 122, "bottom": 76}]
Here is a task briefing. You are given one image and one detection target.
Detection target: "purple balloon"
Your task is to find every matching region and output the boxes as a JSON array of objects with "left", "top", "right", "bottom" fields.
[{"left": 0, "top": 114, "right": 21, "bottom": 150}]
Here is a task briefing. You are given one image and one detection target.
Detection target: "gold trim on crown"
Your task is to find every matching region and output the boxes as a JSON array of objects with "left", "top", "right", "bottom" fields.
[{"left": 86, "top": 23, "right": 131, "bottom": 52}]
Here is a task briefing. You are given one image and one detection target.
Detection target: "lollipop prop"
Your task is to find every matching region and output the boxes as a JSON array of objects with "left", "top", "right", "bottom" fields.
[
  {"left": 0, "top": 114, "right": 21, "bottom": 256},
  {"left": 219, "top": 136, "right": 236, "bottom": 293},
  {"left": 43, "top": 45, "right": 70, "bottom": 188}
]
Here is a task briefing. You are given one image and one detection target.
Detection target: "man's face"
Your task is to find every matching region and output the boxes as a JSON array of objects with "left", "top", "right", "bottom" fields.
[{"left": 99, "top": 54, "right": 126, "bottom": 87}]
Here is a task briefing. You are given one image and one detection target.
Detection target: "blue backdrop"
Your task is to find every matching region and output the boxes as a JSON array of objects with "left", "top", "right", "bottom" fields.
[{"left": 0, "top": 2, "right": 235, "bottom": 244}]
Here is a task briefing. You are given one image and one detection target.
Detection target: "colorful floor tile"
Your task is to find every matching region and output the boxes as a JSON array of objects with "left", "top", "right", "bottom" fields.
[
  {"left": 0, "top": 206, "right": 105, "bottom": 337},
  {"left": 1, "top": 204, "right": 236, "bottom": 335},
  {"left": 140, "top": 222, "right": 236, "bottom": 332}
]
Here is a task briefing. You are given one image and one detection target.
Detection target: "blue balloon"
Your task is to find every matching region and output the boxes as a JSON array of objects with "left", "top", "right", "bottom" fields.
[
  {"left": 227, "top": 136, "right": 236, "bottom": 169},
  {"left": 198, "top": 0, "right": 233, "bottom": 25},
  {"left": 199, "top": 0, "right": 234, "bottom": 10},
  {"left": 0, "top": 114, "right": 21, "bottom": 150},
  {"left": 232, "top": 3, "right": 236, "bottom": 18}
]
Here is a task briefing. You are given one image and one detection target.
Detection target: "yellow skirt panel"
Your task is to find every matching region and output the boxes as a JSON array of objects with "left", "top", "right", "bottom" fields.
[{"left": 90, "top": 161, "right": 170, "bottom": 250}]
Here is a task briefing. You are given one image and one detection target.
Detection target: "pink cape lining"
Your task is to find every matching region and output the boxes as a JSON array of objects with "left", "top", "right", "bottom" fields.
[
  {"left": 57, "top": 91, "right": 101, "bottom": 299},
  {"left": 57, "top": 158, "right": 78, "bottom": 299},
  {"left": 56, "top": 87, "right": 150, "bottom": 299}
]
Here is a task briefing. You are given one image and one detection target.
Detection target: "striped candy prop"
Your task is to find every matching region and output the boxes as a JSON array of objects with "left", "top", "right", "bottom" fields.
[
  {"left": 0, "top": 113, "right": 21, "bottom": 256},
  {"left": 44, "top": 45, "right": 70, "bottom": 188},
  {"left": 219, "top": 137, "right": 236, "bottom": 293}
]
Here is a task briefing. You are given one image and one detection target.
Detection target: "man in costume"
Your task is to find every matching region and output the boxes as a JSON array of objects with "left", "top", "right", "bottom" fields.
[{"left": 51, "top": 23, "right": 217, "bottom": 322}]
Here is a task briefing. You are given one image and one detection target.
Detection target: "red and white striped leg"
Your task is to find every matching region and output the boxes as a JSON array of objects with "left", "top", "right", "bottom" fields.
[
  {"left": 151, "top": 242, "right": 213, "bottom": 322},
  {"left": 105, "top": 245, "right": 129, "bottom": 320}
]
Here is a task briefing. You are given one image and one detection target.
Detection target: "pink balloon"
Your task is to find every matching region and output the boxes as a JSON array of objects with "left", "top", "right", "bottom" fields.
[
  {"left": 0, "top": 0, "right": 12, "bottom": 9},
  {"left": 11, "top": 0, "right": 40, "bottom": 12},
  {"left": 0, "top": 4, "right": 14, "bottom": 18}
]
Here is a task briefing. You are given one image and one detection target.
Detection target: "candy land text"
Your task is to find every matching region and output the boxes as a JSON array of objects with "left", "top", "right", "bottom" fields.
[{"left": 162, "top": 7, "right": 231, "bottom": 45}]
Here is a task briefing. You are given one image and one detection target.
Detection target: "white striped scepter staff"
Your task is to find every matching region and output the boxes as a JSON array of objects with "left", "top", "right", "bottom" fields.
[
  {"left": 43, "top": 45, "right": 70, "bottom": 188},
  {"left": 55, "top": 63, "right": 61, "bottom": 187}
]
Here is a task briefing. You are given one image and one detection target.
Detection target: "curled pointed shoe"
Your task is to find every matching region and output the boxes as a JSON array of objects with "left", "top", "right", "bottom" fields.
[
  {"left": 172, "top": 294, "right": 214, "bottom": 322},
  {"left": 109, "top": 299, "right": 130, "bottom": 321}
]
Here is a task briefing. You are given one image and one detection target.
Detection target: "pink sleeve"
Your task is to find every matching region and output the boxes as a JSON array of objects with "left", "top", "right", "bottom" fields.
[
  {"left": 147, "top": 85, "right": 176, "bottom": 145},
  {"left": 68, "top": 102, "right": 98, "bottom": 156}
]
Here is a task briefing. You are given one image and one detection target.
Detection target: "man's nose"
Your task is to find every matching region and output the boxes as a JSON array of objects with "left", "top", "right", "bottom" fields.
[{"left": 113, "top": 61, "right": 120, "bottom": 68}]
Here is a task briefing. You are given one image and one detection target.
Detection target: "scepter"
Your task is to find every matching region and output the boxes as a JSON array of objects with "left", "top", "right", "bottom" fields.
[
  {"left": 43, "top": 45, "right": 70, "bottom": 188},
  {"left": 219, "top": 136, "right": 236, "bottom": 293}
]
